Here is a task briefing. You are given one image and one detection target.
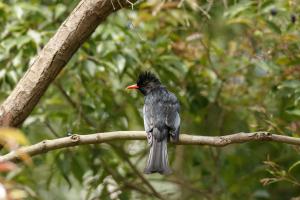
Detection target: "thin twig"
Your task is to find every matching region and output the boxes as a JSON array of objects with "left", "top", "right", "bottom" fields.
[
  {"left": 110, "top": 144, "right": 164, "bottom": 199},
  {"left": 54, "top": 82, "right": 97, "bottom": 128},
  {"left": 100, "top": 157, "right": 158, "bottom": 199},
  {"left": 44, "top": 120, "right": 60, "bottom": 138},
  {"left": 165, "top": 178, "right": 212, "bottom": 199}
]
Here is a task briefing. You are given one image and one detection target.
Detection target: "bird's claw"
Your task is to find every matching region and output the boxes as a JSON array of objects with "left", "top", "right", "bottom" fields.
[
  {"left": 170, "top": 131, "right": 179, "bottom": 142},
  {"left": 147, "top": 132, "right": 153, "bottom": 146}
]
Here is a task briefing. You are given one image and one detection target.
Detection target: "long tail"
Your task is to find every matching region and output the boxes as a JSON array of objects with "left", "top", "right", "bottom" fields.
[{"left": 144, "top": 128, "right": 172, "bottom": 175}]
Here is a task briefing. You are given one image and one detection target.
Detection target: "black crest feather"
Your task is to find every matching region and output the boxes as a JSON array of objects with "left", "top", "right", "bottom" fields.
[{"left": 137, "top": 71, "right": 161, "bottom": 87}]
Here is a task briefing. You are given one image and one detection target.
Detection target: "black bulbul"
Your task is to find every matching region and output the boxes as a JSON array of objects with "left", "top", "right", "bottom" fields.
[{"left": 127, "top": 71, "right": 180, "bottom": 174}]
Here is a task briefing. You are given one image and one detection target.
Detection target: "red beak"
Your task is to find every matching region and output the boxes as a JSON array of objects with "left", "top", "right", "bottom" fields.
[{"left": 126, "top": 84, "right": 139, "bottom": 89}]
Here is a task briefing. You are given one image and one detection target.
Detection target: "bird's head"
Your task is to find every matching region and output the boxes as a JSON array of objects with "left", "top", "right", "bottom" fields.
[{"left": 127, "top": 71, "right": 161, "bottom": 95}]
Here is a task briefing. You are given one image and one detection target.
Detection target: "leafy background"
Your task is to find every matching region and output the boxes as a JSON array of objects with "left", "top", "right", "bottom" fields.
[{"left": 1, "top": 0, "right": 300, "bottom": 199}]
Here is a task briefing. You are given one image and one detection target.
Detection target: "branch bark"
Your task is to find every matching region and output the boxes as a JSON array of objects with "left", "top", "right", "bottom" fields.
[
  {"left": 0, "top": 0, "right": 135, "bottom": 127},
  {"left": 1, "top": 131, "right": 300, "bottom": 163}
]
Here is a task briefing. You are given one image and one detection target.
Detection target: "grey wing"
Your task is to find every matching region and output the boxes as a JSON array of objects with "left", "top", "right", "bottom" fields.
[
  {"left": 143, "top": 105, "right": 154, "bottom": 145},
  {"left": 165, "top": 93, "right": 180, "bottom": 141},
  {"left": 168, "top": 112, "right": 180, "bottom": 130}
]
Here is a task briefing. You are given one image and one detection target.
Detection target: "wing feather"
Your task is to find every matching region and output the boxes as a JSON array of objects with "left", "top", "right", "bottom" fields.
[{"left": 143, "top": 88, "right": 180, "bottom": 143}]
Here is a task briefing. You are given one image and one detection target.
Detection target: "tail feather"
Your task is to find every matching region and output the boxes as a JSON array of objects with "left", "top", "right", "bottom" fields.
[{"left": 144, "top": 129, "right": 172, "bottom": 175}]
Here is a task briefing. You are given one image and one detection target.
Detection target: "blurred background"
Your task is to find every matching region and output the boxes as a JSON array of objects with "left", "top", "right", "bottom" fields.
[{"left": 1, "top": 0, "right": 300, "bottom": 199}]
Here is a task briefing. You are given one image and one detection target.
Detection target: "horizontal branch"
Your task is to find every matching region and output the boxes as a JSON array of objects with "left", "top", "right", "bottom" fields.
[{"left": 1, "top": 131, "right": 300, "bottom": 163}]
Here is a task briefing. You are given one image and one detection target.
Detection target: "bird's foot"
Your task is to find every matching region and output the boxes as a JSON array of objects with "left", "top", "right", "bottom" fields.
[
  {"left": 170, "top": 132, "right": 179, "bottom": 143},
  {"left": 146, "top": 132, "right": 153, "bottom": 146}
]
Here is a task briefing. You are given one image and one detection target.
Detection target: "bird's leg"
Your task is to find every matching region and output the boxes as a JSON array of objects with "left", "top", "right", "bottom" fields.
[
  {"left": 170, "top": 131, "right": 175, "bottom": 140},
  {"left": 167, "top": 133, "right": 170, "bottom": 142},
  {"left": 167, "top": 127, "right": 173, "bottom": 142},
  {"left": 170, "top": 129, "right": 179, "bottom": 143},
  {"left": 146, "top": 131, "right": 153, "bottom": 146}
]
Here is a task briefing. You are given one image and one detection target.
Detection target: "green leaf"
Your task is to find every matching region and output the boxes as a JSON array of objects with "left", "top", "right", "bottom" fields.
[
  {"left": 224, "top": 1, "right": 253, "bottom": 18},
  {"left": 265, "top": 20, "right": 281, "bottom": 34},
  {"left": 54, "top": 4, "right": 67, "bottom": 19},
  {"left": 286, "top": 109, "right": 300, "bottom": 117},
  {"left": 288, "top": 160, "right": 300, "bottom": 173},
  {"left": 278, "top": 80, "right": 300, "bottom": 89}
]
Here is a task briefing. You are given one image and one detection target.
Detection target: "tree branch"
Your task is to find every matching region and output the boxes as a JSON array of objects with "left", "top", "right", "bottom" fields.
[
  {"left": 0, "top": 0, "right": 135, "bottom": 127},
  {"left": 1, "top": 131, "right": 300, "bottom": 163}
]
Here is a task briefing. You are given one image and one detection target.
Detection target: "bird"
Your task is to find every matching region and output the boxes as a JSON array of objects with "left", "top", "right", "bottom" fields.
[{"left": 127, "top": 71, "right": 180, "bottom": 175}]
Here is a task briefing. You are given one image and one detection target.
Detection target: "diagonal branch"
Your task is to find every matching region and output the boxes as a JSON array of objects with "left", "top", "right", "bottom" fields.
[
  {"left": 110, "top": 143, "right": 164, "bottom": 199},
  {"left": 54, "top": 82, "right": 97, "bottom": 128},
  {"left": 99, "top": 156, "right": 163, "bottom": 199},
  {"left": 0, "top": 0, "right": 136, "bottom": 127},
  {"left": 1, "top": 131, "right": 300, "bottom": 163}
]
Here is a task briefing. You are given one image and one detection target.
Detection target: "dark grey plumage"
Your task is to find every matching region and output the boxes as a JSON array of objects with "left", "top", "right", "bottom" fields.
[{"left": 129, "top": 72, "right": 180, "bottom": 175}]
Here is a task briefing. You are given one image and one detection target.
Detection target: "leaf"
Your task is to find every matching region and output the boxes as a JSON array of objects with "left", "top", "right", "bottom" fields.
[
  {"left": 54, "top": 4, "right": 67, "bottom": 19},
  {"left": 278, "top": 80, "right": 300, "bottom": 89},
  {"left": 9, "top": 189, "right": 28, "bottom": 199},
  {"left": 16, "top": 35, "right": 31, "bottom": 49},
  {"left": 265, "top": 20, "right": 281, "bottom": 34},
  {"left": 253, "top": 190, "right": 270, "bottom": 198},
  {"left": 13, "top": 5, "right": 24, "bottom": 19},
  {"left": 27, "top": 29, "right": 41, "bottom": 45},
  {"left": 0, "top": 128, "right": 29, "bottom": 146},
  {"left": 223, "top": 1, "right": 253, "bottom": 18},
  {"left": 85, "top": 60, "right": 97, "bottom": 76},
  {"left": 226, "top": 18, "right": 252, "bottom": 26},
  {"left": 116, "top": 55, "right": 126, "bottom": 73},
  {"left": 12, "top": 51, "right": 23, "bottom": 67},
  {"left": 1, "top": 38, "right": 17, "bottom": 52},
  {"left": 288, "top": 160, "right": 300, "bottom": 173},
  {"left": 71, "top": 156, "right": 84, "bottom": 182},
  {"left": 0, "top": 162, "right": 17, "bottom": 172},
  {"left": 18, "top": 3, "right": 52, "bottom": 19},
  {"left": 286, "top": 110, "right": 300, "bottom": 117},
  {"left": 55, "top": 153, "right": 72, "bottom": 188},
  {"left": 0, "top": 69, "right": 6, "bottom": 79}
]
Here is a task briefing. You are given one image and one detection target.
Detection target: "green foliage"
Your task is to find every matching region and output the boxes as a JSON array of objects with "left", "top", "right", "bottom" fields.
[{"left": 1, "top": 0, "right": 300, "bottom": 199}]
